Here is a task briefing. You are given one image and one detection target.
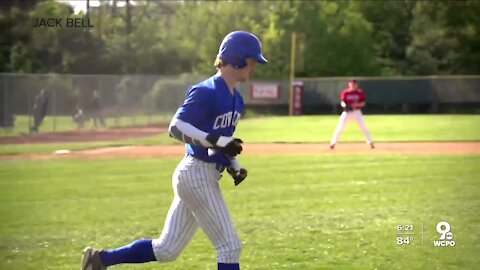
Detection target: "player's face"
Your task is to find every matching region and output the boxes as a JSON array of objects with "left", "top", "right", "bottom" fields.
[
  {"left": 349, "top": 82, "right": 358, "bottom": 90},
  {"left": 237, "top": 58, "right": 257, "bottom": 82}
]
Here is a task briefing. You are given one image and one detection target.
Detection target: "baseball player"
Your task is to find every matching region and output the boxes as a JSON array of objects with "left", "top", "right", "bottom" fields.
[
  {"left": 329, "top": 80, "right": 374, "bottom": 149},
  {"left": 81, "top": 31, "right": 267, "bottom": 270}
]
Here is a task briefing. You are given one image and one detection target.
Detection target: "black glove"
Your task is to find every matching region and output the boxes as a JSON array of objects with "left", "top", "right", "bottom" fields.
[
  {"left": 344, "top": 105, "right": 354, "bottom": 112},
  {"left": 222, "top": 138, "right": 243, "bottom": 157},
  {"left": 227, "top": 167, "right": 248, "bottom": 186},
  {"left": 206, "top": 134, "right": 243, "bottom": 157}
]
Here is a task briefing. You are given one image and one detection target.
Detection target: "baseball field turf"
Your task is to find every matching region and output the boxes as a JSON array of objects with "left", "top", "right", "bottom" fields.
[{"left": 0, "top": 115, "right": 479, "bottom": 269}]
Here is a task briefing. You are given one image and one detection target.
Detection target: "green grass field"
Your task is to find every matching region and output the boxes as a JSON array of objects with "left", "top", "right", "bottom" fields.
[
  {"left": 1, "top": 115, "right": 479, "bottom": 269},
  {"left": 0, "top": 154, "right": 479, "bottom": 269},
  {"left": 1, "top": 115, "right": 479, "bottom": 155},
  {"left": 236, "top": 114, "right": 480, "bottom": 143}
]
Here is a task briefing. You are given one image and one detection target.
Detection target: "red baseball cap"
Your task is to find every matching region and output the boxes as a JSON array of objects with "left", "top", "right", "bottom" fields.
[{"left": 349, "top": 79, "right": 357, "bottom": 83}]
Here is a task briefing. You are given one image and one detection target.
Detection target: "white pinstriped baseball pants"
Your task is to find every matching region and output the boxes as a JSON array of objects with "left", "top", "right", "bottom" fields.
[{"left": 152, "top": 155, "right": 242, "bottom": 264}]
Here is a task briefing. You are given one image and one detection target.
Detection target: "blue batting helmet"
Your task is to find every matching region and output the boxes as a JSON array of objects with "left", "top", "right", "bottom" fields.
[{"left": 218, "top": 31, "right": 268, "bottom": 69}]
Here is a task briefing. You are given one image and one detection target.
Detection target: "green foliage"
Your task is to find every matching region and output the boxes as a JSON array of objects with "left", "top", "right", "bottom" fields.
[
  {"left": 0, "top": 1, "right": 479, "bottom": 76},
  {"left": 358, "top": 0, "right": 480, "bottom": 75},
  {"left": 148, "top": 78, "right": 182, "bottom": 112},
  {"left": 115, "top": 76, "right": 147, "bottom": 108},
  {"left": 442, "top": 1, "right": 480, "bottom": 74},
  {"left": 29, "top": 1, "right": 98, "bottom": 73},
  {"left": 146, "top": 73, "right": 203, "bottom": 112}
]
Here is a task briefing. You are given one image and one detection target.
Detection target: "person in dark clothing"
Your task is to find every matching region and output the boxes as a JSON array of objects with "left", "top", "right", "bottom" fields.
[
  {"left": 31, "top": 89, "right": 48, "bottom": 132},
  {"left": 88, "top": 90, "right": 106, "bottom": 128}
]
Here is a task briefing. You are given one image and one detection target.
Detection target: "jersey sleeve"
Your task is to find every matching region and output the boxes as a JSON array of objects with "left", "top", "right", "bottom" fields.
[
  {"left": 174, "top": 87, "right": 214, "bottom": 126},
  {"left": 170, "top": 87, "right": 217, "bottom": 147},
  {"left": 340, "top": 89, "right": 347, "bottom": 102},
  {"left": 168, "top": 117, "right": 214, "bottom": 147}
]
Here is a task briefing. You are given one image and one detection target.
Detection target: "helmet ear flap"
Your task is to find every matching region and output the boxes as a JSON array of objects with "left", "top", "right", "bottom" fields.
[
  {"left": 220, "top": 52, "right": 247, "bottom": 69},
  {"left": 231, "top": 57, "right": 247, "bottom": 69}
]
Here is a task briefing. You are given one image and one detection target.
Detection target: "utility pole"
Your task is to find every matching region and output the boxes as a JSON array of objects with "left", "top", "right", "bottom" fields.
[{"left": 289, "top": 32, "right": 297, "bottom": 115}]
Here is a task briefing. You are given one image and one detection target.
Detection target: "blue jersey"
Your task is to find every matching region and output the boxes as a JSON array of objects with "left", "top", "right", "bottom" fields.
[{"left": 174, "top": 74, "right": 245, "bottom": 166}]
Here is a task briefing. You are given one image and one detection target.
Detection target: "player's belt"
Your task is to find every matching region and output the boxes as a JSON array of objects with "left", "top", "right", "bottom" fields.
[{"left": 215, "top": 163, "right": 226, "bottom": 173}]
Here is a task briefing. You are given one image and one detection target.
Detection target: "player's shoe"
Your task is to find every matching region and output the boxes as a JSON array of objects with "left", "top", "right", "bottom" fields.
[
  {"left": 81, "top": 247, "right": 106, "bottom": 270},
  {"left": 370, "top": 143, "right": 375, "bottom": 149},
  {"left": 329, "top": 144, "right": 335, "bottom": 150}
]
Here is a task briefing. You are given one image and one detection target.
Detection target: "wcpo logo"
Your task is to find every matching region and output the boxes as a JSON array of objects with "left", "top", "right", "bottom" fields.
[{"left": 433, "top": 221, "right": 455, "bottom": 247}]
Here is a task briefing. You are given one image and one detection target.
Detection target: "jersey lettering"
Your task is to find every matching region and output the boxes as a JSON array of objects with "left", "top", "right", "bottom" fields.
[
  {"left": 345, "top": 94, "right": 360, "bottom": 102},
  {"left": 213, "top": 111, "right": 241, "bottom": 130}
]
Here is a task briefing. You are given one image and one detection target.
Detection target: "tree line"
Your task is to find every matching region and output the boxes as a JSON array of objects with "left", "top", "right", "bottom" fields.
[{"left": 1, "top": 0, "right": 479, "bottom": 78}]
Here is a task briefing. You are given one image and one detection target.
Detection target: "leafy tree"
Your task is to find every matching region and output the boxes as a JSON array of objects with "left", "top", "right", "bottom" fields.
[
  {"left": 0, "top": 5, "right": 34, "bottom": 72},
  {"left": 0, "top": 0, "right": 478, "bottom": 76},
  {"left": 404, "top": 2, "right": 458, "bottom": 75},
  {"left": 442, "top": 1, "right": 480, "bottom": 74},
  {"left": 358, "top": 0, "right": 417, "bottom": 75}
]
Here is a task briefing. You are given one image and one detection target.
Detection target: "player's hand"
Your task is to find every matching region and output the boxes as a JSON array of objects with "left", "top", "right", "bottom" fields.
[
  {"left": 221, "top": 138, "right": 243, "bottom": 157},
  {"left": 344, "top": 105, "right": 354, "bottom": 112},
  {"left": 227, "top": 167, "right": 248, "bottom": 186},
  {"left": 206, "top": 135, "right": 243, "bottom": 157}
]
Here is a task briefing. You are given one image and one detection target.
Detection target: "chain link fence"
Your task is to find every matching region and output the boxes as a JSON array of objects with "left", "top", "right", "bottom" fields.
[
  {"left": 301, "top": 75, "right": 480, "bottom": 113},
  {"left": 0, "top": 73, "right": 206, "bottom": 134},
  {"left": 303, "top": 76, "right": 480, "bottom": 102}
]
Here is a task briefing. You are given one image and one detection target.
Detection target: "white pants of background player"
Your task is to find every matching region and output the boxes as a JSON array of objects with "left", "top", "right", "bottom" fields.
[
  {"left": 151, "top": 155, "right": 242, "bottom": 263},
  {"left": 330, "top": 109, "right": 373, "bottom": 145}
]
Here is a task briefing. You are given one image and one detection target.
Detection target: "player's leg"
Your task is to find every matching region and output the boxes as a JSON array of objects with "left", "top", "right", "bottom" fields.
[
  {"left": 38, "top": 113, "right": 46, "bottom": 129},
  {"left": 89, "top": 112, "right": 95, "bottom": 127},
  {"left": 354, "top": 110, "right": 374, "bottom": 147},
  {"left": 93, "top": 113, "right": 99, "bottom": 128},
  {"left": 32, "top": 112, "right": 40, "bottom": 132},
  {"left": 91, "top": 197, "right": 198, "bottom": 267},
  {"left": 99, "top": 112, "right": 106, "bottom": 127},
  {"left": 151, "top": 196, "right": 198, "bottom": 262},
  {"left": 330, "top": 111, "right": 350, "bottom": 148},
  {"left": 182, "top": 185, "right": 242, "bottom": 270},
  {"left": 81, "top": 239, "right": 155, "bottom": 270},
  {"left": 177, "top": 159, "right": 242, "bottom": 270},
  {"left": 91, "top": 110, "right": 99, "bottom": 128},
  {"left": 96, "top": 109, "right": 106, "bottom": 127},
  {"left": 82, "top": 164, "right": 199, "bottom": 268}
]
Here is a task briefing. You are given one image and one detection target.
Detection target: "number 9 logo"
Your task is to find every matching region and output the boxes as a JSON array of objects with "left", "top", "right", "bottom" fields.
[{"left": 436, "top": 221, "right": 450, "bottom": 240}]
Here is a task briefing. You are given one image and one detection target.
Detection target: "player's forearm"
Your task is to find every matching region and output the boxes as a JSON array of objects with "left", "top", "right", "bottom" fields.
[
  {"left": 168, "top": 118, "right": 215, "bottom": 147},
  {"left": 229, "top": 158, "right": 241, "bottom": 170},
  {"left": 169, "top": 118, "right": 235, "bottom": 148}
]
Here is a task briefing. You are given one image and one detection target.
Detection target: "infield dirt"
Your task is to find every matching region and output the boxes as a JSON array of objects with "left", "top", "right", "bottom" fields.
[{"left": 2, "top": 142, "right": 479, "bottom": 161}]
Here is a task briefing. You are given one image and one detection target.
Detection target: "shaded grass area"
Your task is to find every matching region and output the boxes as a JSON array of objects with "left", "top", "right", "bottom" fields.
[
  {"left": 0, "top": 154, "right": 478, "bottom": 269},
  {"left": 0, "top": 114, "right": 173, "bottom": 137}
]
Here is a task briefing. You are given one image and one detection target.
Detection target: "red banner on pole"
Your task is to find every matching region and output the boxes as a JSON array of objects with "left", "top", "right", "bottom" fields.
[{"left": 292, "top": 81, "right": 304, "bottom": 115}]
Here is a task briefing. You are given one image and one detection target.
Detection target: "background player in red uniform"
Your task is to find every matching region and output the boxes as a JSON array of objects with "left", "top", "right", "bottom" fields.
[{"left": 330, "top": 80, "right": 374, "bottom": 149}]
